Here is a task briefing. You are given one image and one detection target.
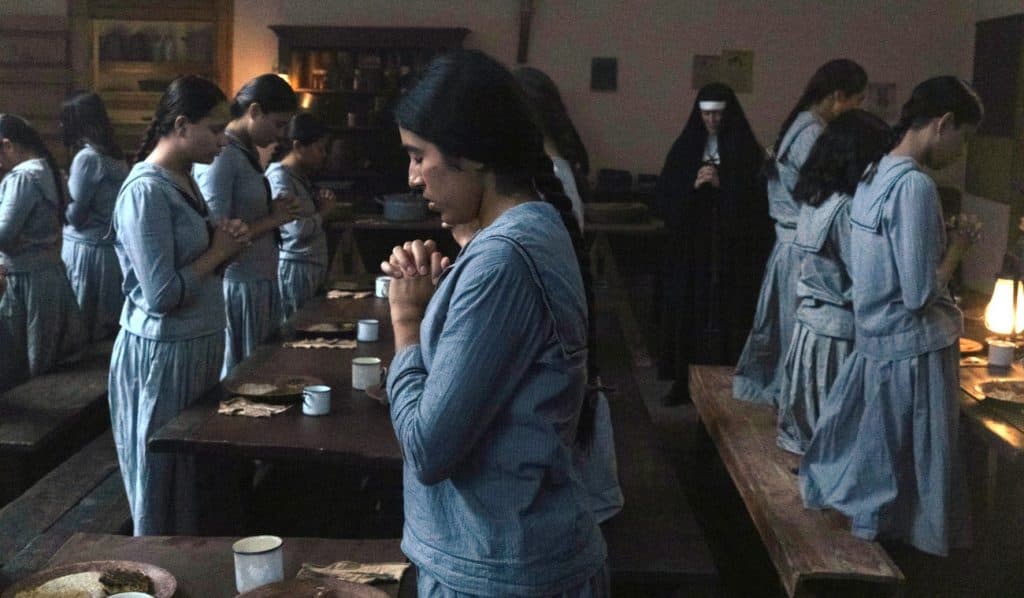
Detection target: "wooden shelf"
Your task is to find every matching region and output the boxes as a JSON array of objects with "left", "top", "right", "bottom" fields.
[
  {"left": 98, "top": 60, "right": 213, "bottom": 74},
  {"left": 295, "top": 88, "right": 377, "bottom": 97}
]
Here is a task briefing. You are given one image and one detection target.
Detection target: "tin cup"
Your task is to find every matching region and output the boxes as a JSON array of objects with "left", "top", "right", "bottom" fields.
[
  {"left": 352, "top": 356, "right": 383, "bottom": 390},
  {"left": 302, "top": 384, "right": 331, "bottom": 416},
  {"left": 375, "top": 275, "right": 391, "bottom": 298},
  {"left": 232, "top": 535, "right": 284, "bottom": 593},
  {"left": 989, "top": 340, "right": 1016, "bottom": 368},
  {"left": 357, "top": 319, "right": 379, "bottom": 342}
]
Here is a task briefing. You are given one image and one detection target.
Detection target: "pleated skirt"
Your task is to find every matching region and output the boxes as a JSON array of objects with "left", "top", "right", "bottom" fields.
[
  {"left": 108, "top": 329, "right": 223, "bottom": 535},
  {"left": 278, "top": 259, "right": 326, "bottom": 325},
  {"left": 733, "top": 238, "right": 801, "bottom": 405},
  {"left": 221, "top": 278, "right": 280, "bottom": 379},
  {"left": 799, "top": 343, "right": 970, "bottom": 556},
  {"left": 0, "top": 263, "right": 84, "bottom": 390},
  {"left": 62, "top": 238, "right": 123, "bottom": 341},
  {"left": 776, "top": 321, "right": 853, "bottom": 455}
]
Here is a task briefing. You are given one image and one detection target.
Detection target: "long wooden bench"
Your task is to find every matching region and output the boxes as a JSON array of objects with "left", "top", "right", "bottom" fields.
[
  {"left": 0, "top": 341, "right": 113, "bottom": 506},
  {"left": 596, "top": 309, "right": 718, "bottom": 595},
  {"left": 0, "top": 430, "right": 131, "bottom": 587},
  {"left": 690, "top": 365, "right": 904, "bottom": 597}
]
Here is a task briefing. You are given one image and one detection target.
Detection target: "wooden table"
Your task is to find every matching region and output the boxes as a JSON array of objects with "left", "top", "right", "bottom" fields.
[
  {"left": 326, "top": 215, "right": 457, "bottom": 279},
  {"left": 584, "top": 218, "right": 665, "bottom": 286},
  {"left": 149, "top": 296, "right": 402, "bottom": 468},
  {"left": 38, "top": 532, "right": 412, "bottom": 598}
]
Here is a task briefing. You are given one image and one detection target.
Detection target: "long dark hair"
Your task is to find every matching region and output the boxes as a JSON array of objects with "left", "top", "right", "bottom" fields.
[
  {"left": 137, "top": 75, "right": 227, "bottom": 161},
  {"left": 60, "top": 91, "right": 123, "bottom": 161},
  {"left": 0, "top": 114, "right": 70, "bottom": 223},
  {"left": 231, "top": 74, "right": 298, "bottom": 119},
  {"left": 794, "top": 110, "right": 893, "bottom": 206},
  {"left": 892, "top": 76, "right": 984, "bottom": 142},
  {"left": 768, "top": 59, "right": 867, "bottom": 176},
  {"left": 395, "top": 49, "right": 599, "bottom": 433},
  {"left": 513, "top": 66, "right": 590, "bottom": 176}
]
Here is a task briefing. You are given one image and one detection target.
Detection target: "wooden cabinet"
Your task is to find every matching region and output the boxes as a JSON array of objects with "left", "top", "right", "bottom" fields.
[
  {"left": 269, "top": 26, "right": 469, "bottom": 197},
  {"left": 70, "top": 0, "right": 232, "bottom": 160}
]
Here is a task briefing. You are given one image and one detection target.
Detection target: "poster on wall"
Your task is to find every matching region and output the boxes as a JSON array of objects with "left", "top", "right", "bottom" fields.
[
  {"left": 865, "top": 82, "right": 898, "bottom": 122},
  {"left": 692, "top": 54, "right": 720, "bottom": 89},
  {"left": 721, "top": 49, "right": 754, "bottom": 93}
]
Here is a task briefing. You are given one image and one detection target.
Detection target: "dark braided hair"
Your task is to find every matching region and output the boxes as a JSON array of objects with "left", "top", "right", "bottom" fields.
[
  {"left": 892, "top": 76, "right": 984, "bottom": 143},
  {"left": 60, "top": 90, "right": 123, "bottom": 161},
  {"left": 394, "top": 50, "right": 598, "bottom": 441},
  {"left": 513, "top": 66, "right": 590, "bottom": 177},
  {"left": 137, "top": 75, "right": 226, "bottom": 162},
  {"left": 0, "top": 114, "right": 71, "bottom": 224},
  {"left": 794, "top": 109, "right": 893, "bottom": 206},
  {"left": 766, "top": 59, "right": 867, "bottom": 178}
]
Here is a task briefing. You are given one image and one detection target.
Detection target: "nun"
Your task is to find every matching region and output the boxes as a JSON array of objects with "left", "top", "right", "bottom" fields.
[{"left": 654, "top": 83, "right": 770, "bottom": 405}]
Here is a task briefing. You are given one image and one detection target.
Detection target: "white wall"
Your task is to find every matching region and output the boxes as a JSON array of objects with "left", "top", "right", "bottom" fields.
[{"left": 232, "top": 1, "right": 978, "bottom": 183}]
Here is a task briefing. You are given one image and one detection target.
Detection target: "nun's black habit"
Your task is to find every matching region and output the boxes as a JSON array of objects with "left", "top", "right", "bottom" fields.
[{"left": 654, "top": 83, "right": 771, "bottom": 403}]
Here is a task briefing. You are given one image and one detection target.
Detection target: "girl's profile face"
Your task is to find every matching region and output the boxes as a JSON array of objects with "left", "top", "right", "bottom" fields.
[
  {"left": 400, "top": 127, "right": 484, "bottom": 226},
  {"left": 184, "top": 102, "right": 230, "bottom": 165},
  {"left": 295, "top": 137, "right": 329, "bottom": 173},
  {"left": 927, "top": 118, "right": 975, "bottom": 170},
  {"left": 251, "top": 107, "right": 292, "bottom": 148}
]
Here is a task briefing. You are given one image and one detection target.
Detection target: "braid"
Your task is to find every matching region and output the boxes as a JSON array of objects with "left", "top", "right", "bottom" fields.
[
  {"left": 136, "top": 116, "right": 161, "bottom": 163},
  {"left": 39, "top": 147, "right": 69, "bottom": 225}
]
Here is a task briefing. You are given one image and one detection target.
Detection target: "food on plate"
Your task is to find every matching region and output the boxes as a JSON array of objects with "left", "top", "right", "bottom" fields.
[{"left": 235, "top": 383, "right": 277, "bottom": 396}]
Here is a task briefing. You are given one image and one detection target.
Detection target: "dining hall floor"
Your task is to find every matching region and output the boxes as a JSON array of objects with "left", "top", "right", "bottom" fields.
[{"left": 613, "top": 269, "right": 1024, "bottom": 598}]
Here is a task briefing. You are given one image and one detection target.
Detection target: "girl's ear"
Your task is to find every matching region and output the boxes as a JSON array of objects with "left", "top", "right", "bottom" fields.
[
  {"left": 246, "top": 102, "right": 264, "bottom": 120},
  {"left": 173, "top": 115, "right": 190, "bottom": 136},
  {"left": 936, "top": 111, "right": 956, "bottom": 134}
]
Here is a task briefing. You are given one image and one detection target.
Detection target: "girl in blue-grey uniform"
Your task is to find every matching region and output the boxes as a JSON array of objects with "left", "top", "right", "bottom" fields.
[
  {"left": 109, "top": 76, "right": 250, "bottom": 535},
  {"left": 776, "top": 110, "right": 893, "bottom": 455},
  {"left": 734, "top": 59, "right": 867, "bottom": 405},
  {"left": 383, "top": 50, "right": 608, "bottom": 598},
  {"left": 0, "top": 114, "right": 84, "bottom": 392},
  {"left": 801, "top": 77, "right": 984, "bottom": 556},
  {"left": 266, "top": 112, "right": 337, "bottom": 323},
  {"left": 60, "top": 91, "right": 130, "bottom": 341},
  {"left": 194, "top": 74, "right": 300, "bottom": 377}
]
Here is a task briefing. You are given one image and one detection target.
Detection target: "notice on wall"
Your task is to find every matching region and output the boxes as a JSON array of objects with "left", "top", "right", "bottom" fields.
[
  {"left": 721, "top": 49, "right": 754, "bottom": 93},
  {"left": 692, "top": 54, "right": 721, "bottom": 90},
  {"left": 692, "top": 50, "right": 754, "bottom": 92},
  {"left": 865, "top": 82, "right": 898, "bottom": 122}
]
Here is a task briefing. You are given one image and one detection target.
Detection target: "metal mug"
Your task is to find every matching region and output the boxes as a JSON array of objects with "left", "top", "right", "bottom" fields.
[
  {"left": 352, "top": 357, "right": 383, "bottom": 390},
  {"left": 302, "top": 384, "right": 331, "bottom": 416},
  {"left": 232, "top": 535, "right": 284, "bottom": 593}
]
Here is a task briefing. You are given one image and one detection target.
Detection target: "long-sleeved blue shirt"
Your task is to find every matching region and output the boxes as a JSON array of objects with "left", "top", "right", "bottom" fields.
[
  {"left": 793, "top": 193, "right": 854, "bottom": 340},
  {"left": 113, "top": 162, "right": 224, "bottom": 341},
  {"left": 63, "top": 145, "right": 129, "bottom": 245},
  {"left": 768, "top": 111, "right": 824, "bottom": 229},
  {"left": 194, "top": 140, "right": 277, "bottom": 282},
  {"left": 387, "top": 201, "right": 606, "bottom": 596},
  {"left": 0, "top": 158, "right": 63, "bottom": 272},
  {"left": 849, "top": 155, "right": 962, "bottom": 360},
  {"left": 265, "top": 162, "right": 327, "bottom": 266}
]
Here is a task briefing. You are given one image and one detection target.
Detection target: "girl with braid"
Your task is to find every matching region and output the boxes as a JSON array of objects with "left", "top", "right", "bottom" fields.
[
  {"left": 194, "top": 74, "right": 301, "bottom": 378},
  {"left": 0, "top": 114, "right": 84, "bottom": 392},
  {"left": 381, "top": 50, "right": 608, "bottom": 596},
  {"left": 109, "top": 76, "right": 249, "bottom": 535}
]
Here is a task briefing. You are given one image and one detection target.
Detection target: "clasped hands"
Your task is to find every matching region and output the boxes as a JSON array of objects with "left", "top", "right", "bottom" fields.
[
  {"left": 381, "top": 239, "right": 451, "bottom": 323},
  {"left": 210, "top": 218, "right": 251, "bottom": 260},
  {"left": 694, "top": 164, "right": 720, "bottom": 189}
]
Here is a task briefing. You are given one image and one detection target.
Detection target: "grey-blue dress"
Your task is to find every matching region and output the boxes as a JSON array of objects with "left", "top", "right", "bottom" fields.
[
  {"left": 776, "top": 193, "right": 854, "bottom": 455},
  {"left": 63, "top": 145, "right": 129, "bottom": 341},
  {"left": 800, "top": 155, "right": 969, "bottom": 556},
  {"left": 265, "top": 162, "right": 327, "bottom": 324},
  {"left": 734, "top": 111, "right": 824, "bottom": 405},
  {"left": 0, "top": 158, "right": 84, "bottom": 391},
  {"left": 109, "top": 161, "right": 225, "bottom": 535},
  {"left": 195, "top": 139, "right": 280, "bottom": 378},
  {"left": 388, "top": 202, "right": 607, "bottom": 597}
]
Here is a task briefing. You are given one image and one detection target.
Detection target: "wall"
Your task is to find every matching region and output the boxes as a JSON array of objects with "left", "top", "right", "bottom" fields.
[
  {"left": 233, "top": 0, "right": 976, "bottom": 184},
  {"left": 1, "top": 1, "right": 989, "bottom": 183}
]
